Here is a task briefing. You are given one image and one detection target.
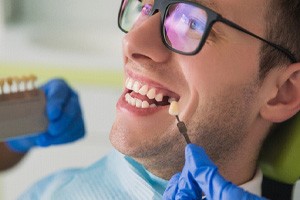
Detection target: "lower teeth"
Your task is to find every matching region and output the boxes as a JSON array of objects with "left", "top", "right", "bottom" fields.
[{"left": 125, "top": 93, "right": 156, "bottom": 108}]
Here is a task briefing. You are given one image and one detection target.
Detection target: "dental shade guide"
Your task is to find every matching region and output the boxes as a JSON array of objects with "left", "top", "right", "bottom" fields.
[
  {"left": 169, "top": 101, "right": 191, "bottom": 144},
  {"left": 0, "top": 75, "right": 48, "bottom": 141}
]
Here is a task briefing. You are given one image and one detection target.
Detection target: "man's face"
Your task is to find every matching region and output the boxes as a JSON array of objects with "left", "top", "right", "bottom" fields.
[{"left": 110, "top": 0, "right": 269, "bottom": 176}]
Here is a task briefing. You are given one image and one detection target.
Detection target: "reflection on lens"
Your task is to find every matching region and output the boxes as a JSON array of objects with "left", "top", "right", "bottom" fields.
[
  {"left": 164, "top": 3, "right": 208, "bottom": 53},
  {"left": 119, "top": 0, "right": 152, "bottom": 32}
]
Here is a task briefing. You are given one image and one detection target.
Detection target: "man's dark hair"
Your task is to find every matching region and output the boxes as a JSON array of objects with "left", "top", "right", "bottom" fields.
[{"left": 260, "top": 0, "right": 300, "bottom": 79}]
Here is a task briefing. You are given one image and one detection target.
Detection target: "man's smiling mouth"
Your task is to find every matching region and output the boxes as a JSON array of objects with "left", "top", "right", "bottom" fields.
[{"left": 124, "top": 77, "right": 179, "bottom": 109}]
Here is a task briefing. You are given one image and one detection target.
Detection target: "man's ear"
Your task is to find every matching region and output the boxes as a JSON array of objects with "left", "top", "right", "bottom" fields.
[{"left": 260, "top": 63, "right": 300, "bottom": 123}]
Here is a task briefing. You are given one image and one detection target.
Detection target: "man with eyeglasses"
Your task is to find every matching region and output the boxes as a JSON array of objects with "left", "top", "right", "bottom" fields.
[{"left": 18, "top": 0, "right": 300, "bottom": 199}]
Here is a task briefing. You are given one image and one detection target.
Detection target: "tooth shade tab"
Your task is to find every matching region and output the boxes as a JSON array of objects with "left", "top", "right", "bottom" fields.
[
  {"left": 169, "top": 101, "right": 179, "bottom": 116},
  {"left": 168, "top": 97, "right": 177, "bottom": 103}
]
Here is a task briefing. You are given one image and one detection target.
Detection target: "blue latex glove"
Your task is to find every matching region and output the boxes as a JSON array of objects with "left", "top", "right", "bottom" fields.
[
  {"left": 6, "top": 79, "right": 85, "bottom": 153},
  {"left": 163, "top": 144, "right": 267, "bottom": 200}
]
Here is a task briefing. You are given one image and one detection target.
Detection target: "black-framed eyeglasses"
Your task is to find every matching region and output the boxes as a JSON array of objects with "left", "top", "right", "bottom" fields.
[{"left": 118, "top": 0, "right": 297, "bottom": 63}]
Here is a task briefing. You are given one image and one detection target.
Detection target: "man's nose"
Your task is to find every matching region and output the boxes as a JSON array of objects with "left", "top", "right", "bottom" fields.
[{"left": 122, "top": 13, "right": 171, "bottom": 64}]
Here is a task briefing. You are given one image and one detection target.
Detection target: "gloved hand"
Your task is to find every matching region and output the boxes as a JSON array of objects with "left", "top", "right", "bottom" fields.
[
  {"left": 163, "top": 144, "right": 267, "bottom": 200},
  {"left": 6, "top": 79, "right": 85, "bottom": 153}
]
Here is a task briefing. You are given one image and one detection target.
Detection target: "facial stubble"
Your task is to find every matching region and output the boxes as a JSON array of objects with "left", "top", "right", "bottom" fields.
[{"left": 110, "top": 77, "right": 260, "bottom": 179}]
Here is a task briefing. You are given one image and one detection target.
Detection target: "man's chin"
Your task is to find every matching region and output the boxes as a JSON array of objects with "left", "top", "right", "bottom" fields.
[
  {"left": 109, "top": 122, "right": 145, "bottom": 157},
  {"left": 109, "top": 123, "right": 169, "bottom": 159}
]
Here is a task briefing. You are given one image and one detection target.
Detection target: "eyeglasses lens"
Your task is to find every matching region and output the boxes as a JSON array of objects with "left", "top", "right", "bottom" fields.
[
  {"left": 119, "top": 0, "right": 150, "bottom": 32},
  {"left": 119, "top": 0, "right": 208, "bottom": 54},
  {"left": 164, "top": 3, "right": 208, "bottom": 53}
]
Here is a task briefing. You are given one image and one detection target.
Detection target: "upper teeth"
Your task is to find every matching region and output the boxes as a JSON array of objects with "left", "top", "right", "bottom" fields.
[
  {"left": 126, "top": 78, "right": 165, "bottom": 101},
  {"left": 147, "top": 88, "right": 156, "bottom": 99},
  {"left": 125, "top": 77, "right": 173, "bottom": 108}
]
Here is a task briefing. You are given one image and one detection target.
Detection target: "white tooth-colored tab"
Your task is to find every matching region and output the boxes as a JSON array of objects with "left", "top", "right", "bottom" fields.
[
  {"left": 142, "top": 101, "right": 150, "bottom": 108},
  {"left": 168, "top": 97, "right": 176, "bottom": 103},
  {"left": 125, "top": 78, "right": 129, "bottom": 86},
  {"left": 155, "top": 93, "right": 163, "bottom": 102},
  {"left": 138, "top": 85, "right": 149, "bottom": 96},
  {"left": 169, "top": 101, "right": 179, "bottom": 116},
  {"left": 147, "top": 88, "right": 156, "bottom": 99},
  {"left": 126, "top": 78, "right": 134, "bottom": 90},
  {"left": 136, "top": 99, "right": 142, "bottom": 108},
  {"left": 133, "top": 81, "right": 141, "bottom": 93}
]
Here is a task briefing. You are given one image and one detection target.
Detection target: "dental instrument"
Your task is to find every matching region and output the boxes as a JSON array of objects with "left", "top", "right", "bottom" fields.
[{"left": 169, "top": 101, "right": 191, "bottom": 144}]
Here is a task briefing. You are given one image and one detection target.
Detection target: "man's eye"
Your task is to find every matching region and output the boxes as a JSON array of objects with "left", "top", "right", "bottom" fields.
[{"left": 189, "top": 18, "right": 205, "bottom": 32}]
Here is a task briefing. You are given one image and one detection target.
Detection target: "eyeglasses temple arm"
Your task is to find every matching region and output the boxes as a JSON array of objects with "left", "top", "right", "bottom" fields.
[{"left": 218, "top": 17, "right": 297, "bottom": 63}]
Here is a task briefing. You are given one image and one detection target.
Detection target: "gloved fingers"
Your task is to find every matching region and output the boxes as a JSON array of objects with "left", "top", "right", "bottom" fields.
[
  {"left": 5, "top": 134, "right": 38, "bottom": 153},
  {"left": 185, "top": 144, "right": 234, "bottom": 199},
  {"left": 41, "top": 79, "right": 73, "bottom": 121},
  {"left": 185, "top": 144, "right": 266, "bottom": 200},
  {"left": 5, "top": 79, "right": 83, "bottom": 152},
  {"left": 36, "top": 115, "right": 85, "bottom": 147},
  {"left": 48, "top": 92, "right": 82, "bottom": 136},
  {"left": 174, "top": 171, "right": 203, "bottom": 200},
  {"left": 185, "top": 144, "right": 215, "bottom": 168},
  {"left": 163, "top": 173, "right": 181, "bottom": 200}
]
